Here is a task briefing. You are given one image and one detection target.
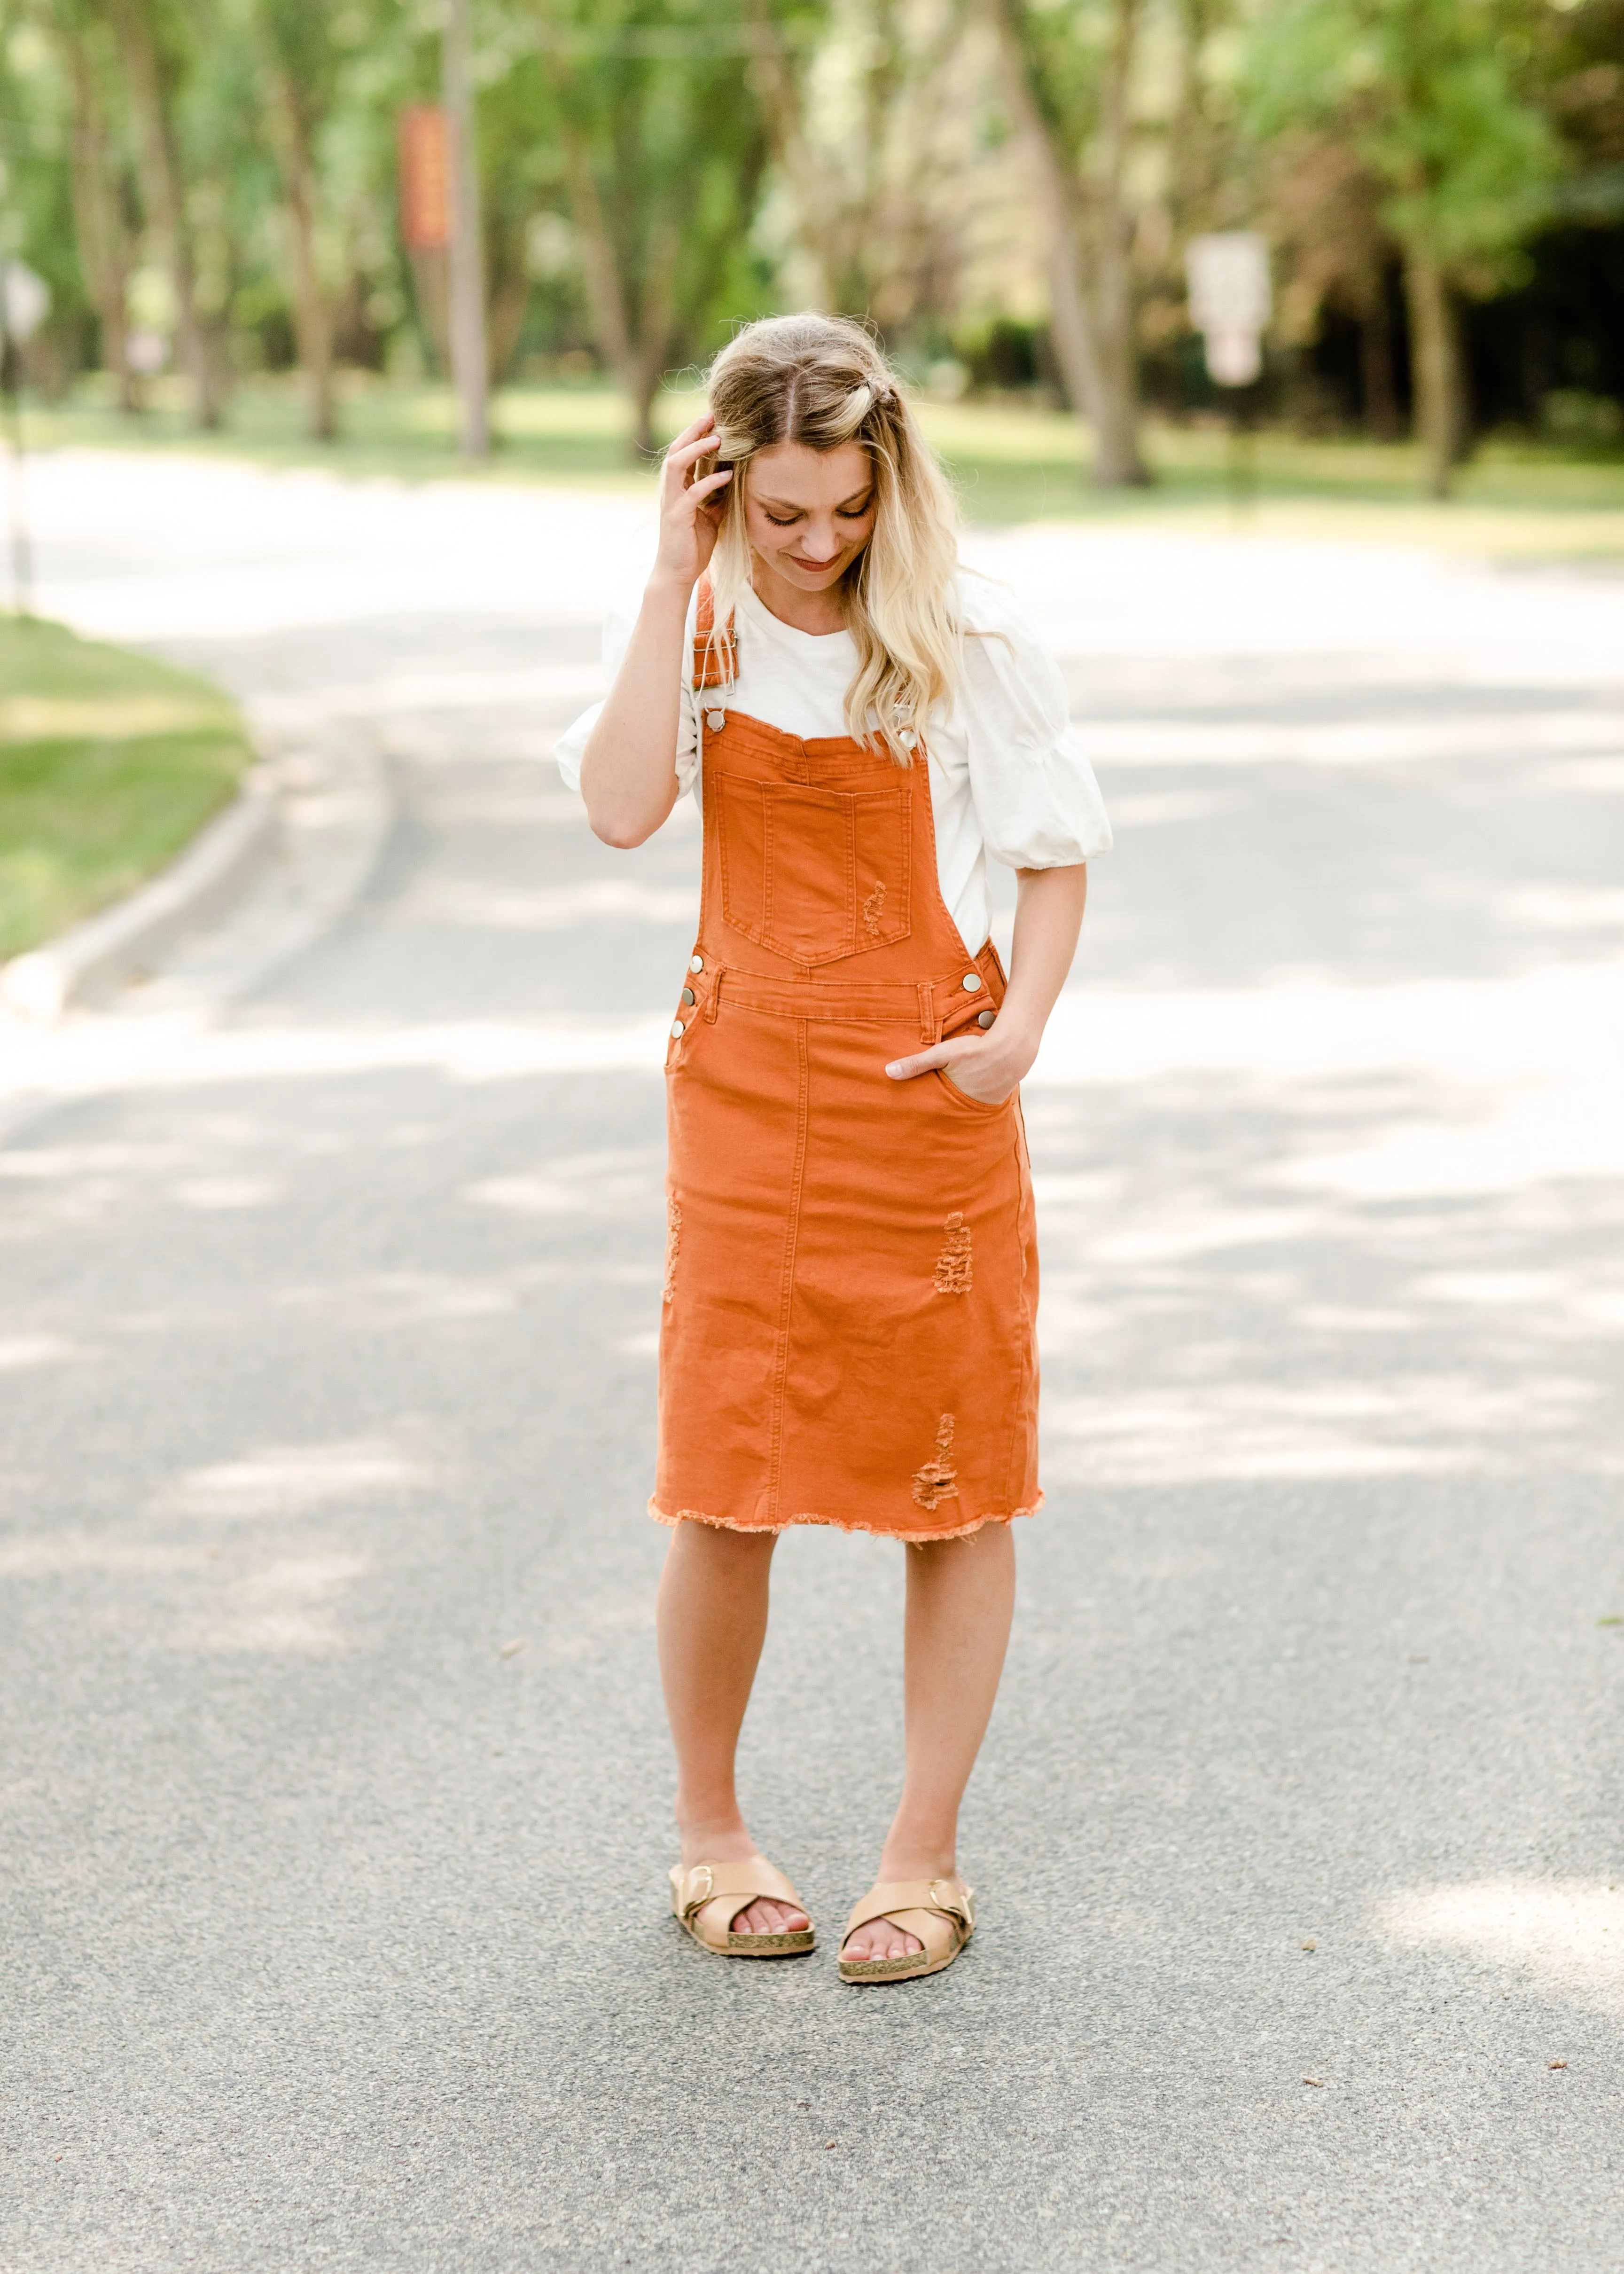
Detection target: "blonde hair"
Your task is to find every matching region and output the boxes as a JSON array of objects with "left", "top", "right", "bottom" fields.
[{"left": 699, "top": 313, "right": 961, "bottom": 762}]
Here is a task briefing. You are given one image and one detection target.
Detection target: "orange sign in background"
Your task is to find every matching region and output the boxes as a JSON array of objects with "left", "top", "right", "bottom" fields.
[{"left": 398, "top": 105, "right": 451, "bottom": 251}]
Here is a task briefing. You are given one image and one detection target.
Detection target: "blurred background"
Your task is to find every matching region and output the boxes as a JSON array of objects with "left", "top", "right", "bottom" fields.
[{"left": 1, "top": 0, "right": 1621, "bottom": 506}]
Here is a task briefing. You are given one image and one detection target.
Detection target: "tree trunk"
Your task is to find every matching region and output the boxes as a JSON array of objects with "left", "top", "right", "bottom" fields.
[
  {"left": 1089, "top": 0, "right": 1150, "bottom": 486},
  {"left": 486, "top": 255, "right": 532, "bottom": 386},
  {"left": 563, "top": 129, "right": 674, "bottom": 458},
  {"left": 406, "top": 248, "right": 450, "bottom": 375},
  {"left": 986, "top": 0, "right": 1148, "bottom": 487},
  {"left": 59, "top": 22, "right": 139, "bottom": 412},
  {"left": 1359, "top": 268, "right": 1400, "bottom": 441},
  {"left": 629, "top": 213, "right": 679, "bottom": 456},
  {"left": 1403, "top": 247, "right": 1466, "bottom": 499},
  {"left": 444, "top": 0, "right": 489, "bottom": 458},
  {"left": 111, "top": 0, "right": 219, "bottom": 429},
  {"left": 563, "top": 133, "right": 632, "bottom": 370},
  {"left": 627, "top": 372, "right": 661, "bottom": 459},
  {"left": 267, "top": 70, "right": 336, "bottom": 442}
]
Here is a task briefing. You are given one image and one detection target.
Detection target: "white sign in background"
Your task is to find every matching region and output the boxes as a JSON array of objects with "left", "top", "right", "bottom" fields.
[{"left": 1186, "top": 231, "right": 1271, "bottom": 387}]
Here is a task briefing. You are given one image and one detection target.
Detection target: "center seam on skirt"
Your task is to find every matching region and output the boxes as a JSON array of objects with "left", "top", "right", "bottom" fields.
[{"left": 765, "top": 1017, "right": 811, "bottom": 1519}]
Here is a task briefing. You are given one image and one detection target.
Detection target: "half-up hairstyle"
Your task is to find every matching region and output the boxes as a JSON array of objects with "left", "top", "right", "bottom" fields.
[{"left": 699, "top": 313, "right": 961, "bottom": 763}]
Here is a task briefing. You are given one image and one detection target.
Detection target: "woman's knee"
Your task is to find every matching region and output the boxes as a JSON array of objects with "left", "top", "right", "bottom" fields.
[{"left": 674, "top": 1517, "right": 778, "bottom": 1568}]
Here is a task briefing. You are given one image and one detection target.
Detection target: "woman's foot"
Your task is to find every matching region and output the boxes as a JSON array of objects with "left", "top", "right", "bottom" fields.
[
  {"left": 679, "top": 1821, "right": 809, "bottom": 1938},
  {"left": 840, "top": 1913, "right": 923, "bottom": 1964},
  {"left": 724, "top": 1886, "right": 809, "bottom": 1936},
  {"left": 839, "top": 1849, "right": 958, "bottom": 1964}
]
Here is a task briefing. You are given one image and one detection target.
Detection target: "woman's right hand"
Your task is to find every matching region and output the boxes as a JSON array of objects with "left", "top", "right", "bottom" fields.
[
  {"left": 652, "top": 411, "right": 733, "bottom": 590},
  {"left": 580, "top": 411, "right": 729, "bottom": 847}
]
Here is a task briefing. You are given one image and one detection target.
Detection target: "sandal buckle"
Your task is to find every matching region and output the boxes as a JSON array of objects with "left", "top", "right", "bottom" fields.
[
  {"left": 930, "top": 1877, "right": 973, "bottom": 1929},
  {"left": 686, "top": 1864, "right": 714, "bottom": 1911}
]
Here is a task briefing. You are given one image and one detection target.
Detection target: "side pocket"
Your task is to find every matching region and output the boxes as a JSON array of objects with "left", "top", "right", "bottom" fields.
[{"left": 934, "top": 1067, "right": 1015, "bottom": 1115}]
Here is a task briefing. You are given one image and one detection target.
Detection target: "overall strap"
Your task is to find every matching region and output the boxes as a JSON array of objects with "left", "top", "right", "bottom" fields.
[{"left": 691, "top": 575, "right": 738, "bottom": 692}]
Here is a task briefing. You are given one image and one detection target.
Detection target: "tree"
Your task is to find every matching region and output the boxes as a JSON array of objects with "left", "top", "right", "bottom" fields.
[
  {"left": 254, "top": 0, "right": 346, "bottom": 439},
  {"left": 532, "top": 3, "right": 772, "bottom": 454},
  {"left": 984, "top": 0, "right": 1151, "bottom": 486},
  {"left": 50, "top": 1, "right": 141, "bottom": 408},
  {"left": 108, "top": 0, "right": 222, "bottom": 427},
  {"left": 462, "top": 27, "right": 573, "bottom": 385},
  {"left": 0, "top": 2, "right": 107, "bottom": 399},
  {"left": 1246, "top": 0, "right": 1561, "bottom": 494},
  {"left": 1260, "top": 136, "right": 1404, "bottom": 439},
  {"left": 746, "top": 0, "right": 979, "bottom": 335}
]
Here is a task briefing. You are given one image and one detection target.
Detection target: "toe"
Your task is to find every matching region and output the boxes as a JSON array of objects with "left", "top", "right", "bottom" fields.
[
  {"left": 845, "top": 1922, "right": 923, "bottom": 1964},
  {"left": 733, "top": 1898, "right": 808, "bottom": 1936}
]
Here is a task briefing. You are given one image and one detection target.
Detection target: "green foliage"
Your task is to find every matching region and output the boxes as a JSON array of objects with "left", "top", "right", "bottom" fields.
[
  {"left": 0, "top": 0, "right": 1615, "bottom": 483},
  {"left": 0, "top": 13, "right": 95, "bottom": 384},
  {"left": 535, "top": 0, "right": 772, "bottom": 434},
  {"left": 1011, "top": 0, "right": 1124, "bottom": 160},
  {"left": 1245, "top": 0, "right": 1562, "bottom": 274}
]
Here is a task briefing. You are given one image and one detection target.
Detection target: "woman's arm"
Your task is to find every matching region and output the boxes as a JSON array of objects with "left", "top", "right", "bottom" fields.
[
  {"left": 885, "top": 863, "right": 1088, "bottom": 1104},
  {"left": 580, "top": 413, "right": 732, "bottom": 849}
]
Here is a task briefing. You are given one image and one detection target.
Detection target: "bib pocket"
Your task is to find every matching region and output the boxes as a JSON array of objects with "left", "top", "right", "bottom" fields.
[{"left": 716, "top": 774, "right": 913, "bottom": 965}]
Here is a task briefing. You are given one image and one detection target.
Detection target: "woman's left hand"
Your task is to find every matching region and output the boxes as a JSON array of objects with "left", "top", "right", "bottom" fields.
[
  {"left": 885, "top": 1027, "right": 1034, "bottom": 1105},
  {"left": 887, "top": 868, "right": 1086, "bottom": 1106}
]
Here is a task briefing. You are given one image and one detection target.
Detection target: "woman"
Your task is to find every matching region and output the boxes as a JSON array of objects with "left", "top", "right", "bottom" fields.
[{"left": 555, "top": 314, "right": 1110, "bottom": 1984}]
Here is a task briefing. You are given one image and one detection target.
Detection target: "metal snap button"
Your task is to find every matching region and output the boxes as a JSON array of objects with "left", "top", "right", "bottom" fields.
[
  {"left": 689, "top": 954, "right": 704, "bottom": 974},
  {"left": 705, "top": 708, "right": 726, "bottom": 731},
  {"left": 670, "top": 1020, "right": 685, "bottom": 1040},
  {"left": 681, "top": 988, "right": 695, "bottom": 1006},
  {"left": 961, "top": 972, "right": 983, "bottom": 992},
  {"left": 977, "top": 1008, "right": 996, "bottom": 1028}
]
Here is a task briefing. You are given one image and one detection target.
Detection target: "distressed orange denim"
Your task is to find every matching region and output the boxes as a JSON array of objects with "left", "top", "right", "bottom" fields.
[{"left": 652, "top": 593, "right": 1041, "bottom": 1542}]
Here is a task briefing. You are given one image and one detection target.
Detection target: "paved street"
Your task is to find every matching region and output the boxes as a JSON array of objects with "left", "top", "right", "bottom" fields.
[{"left": 4, "top": 450, "right": 1624, "bottom": 2272}]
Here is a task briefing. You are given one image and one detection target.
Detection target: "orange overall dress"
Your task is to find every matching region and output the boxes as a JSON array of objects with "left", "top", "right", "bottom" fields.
[{"left": 653, "top": 587, "right": 1041, "bottom": 1542}]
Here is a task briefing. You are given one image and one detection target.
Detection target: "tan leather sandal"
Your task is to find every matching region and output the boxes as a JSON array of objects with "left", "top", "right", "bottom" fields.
[
  {"left": 670, "top": 1857, "right": 816, "bottom": 1958},
  {"left": 837, "top": 1874, "right": 975, "bottom": 1984}
]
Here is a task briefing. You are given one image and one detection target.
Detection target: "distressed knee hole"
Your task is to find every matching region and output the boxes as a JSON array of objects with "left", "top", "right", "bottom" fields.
[
  {"left": 934, "top": 1210, "right": 972, "bottom": 1294},
  {"left": 911, "top": 1412, "right": 958, "bottom": 1511}
]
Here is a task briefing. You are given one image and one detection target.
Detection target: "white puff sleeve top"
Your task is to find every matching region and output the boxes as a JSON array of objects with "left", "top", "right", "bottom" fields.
[{"left": 554, "top": 568, "right": 1111, "bottom": 956}]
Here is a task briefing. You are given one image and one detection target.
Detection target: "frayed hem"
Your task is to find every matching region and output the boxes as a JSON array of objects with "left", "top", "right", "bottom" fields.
[{"left": 648, "top": 1492, "right": 1044, "bottom": 1545}]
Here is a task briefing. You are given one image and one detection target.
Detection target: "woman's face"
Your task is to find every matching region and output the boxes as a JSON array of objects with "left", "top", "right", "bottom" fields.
[{"left": 739, "top": 440, "right": 876, "bottom": 593}]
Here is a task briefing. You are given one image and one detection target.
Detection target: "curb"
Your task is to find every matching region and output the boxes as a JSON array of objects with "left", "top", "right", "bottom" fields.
[{"left": 0, "top": 764, "right": 281, "bottom": 1024}]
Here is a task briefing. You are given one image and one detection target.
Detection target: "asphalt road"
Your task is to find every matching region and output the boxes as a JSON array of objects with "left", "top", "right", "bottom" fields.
[{"left": 4, "top": 453, "right": 1624, "bottom": 2273}]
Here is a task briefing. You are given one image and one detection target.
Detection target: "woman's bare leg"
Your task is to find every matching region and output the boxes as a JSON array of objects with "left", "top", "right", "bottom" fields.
[
  {"left": 843, "top": 1520, "right": 1017, "bottom": 1962},
  {"left": 657, "top": 1518, "right": 807, "bottom": 1936}
]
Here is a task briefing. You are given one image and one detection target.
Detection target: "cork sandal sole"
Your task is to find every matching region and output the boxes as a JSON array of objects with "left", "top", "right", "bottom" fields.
[
  {"left": 838, "top": 1941, "right": 963, "bottom": 1984},
  {"left": 685, "top": 1921, "right": 815, "bottom": 1959},
  {"left": 670, "top": 1858, "right": 816, "bottom": 1960},
  {"left": 837, "top": 1876, "right": 975, "bottom": 1986}
]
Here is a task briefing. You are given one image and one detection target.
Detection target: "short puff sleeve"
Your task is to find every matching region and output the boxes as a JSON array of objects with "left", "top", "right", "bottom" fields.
[
  {"left": 553, "top": 586, "right": 701, "bottom": 797},
  {"left": 955, "top": 577, "right": 1112, "bottom": 870}
]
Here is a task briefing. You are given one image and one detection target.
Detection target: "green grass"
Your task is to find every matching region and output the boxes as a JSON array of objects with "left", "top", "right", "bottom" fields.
[
  {"left": 0, "top": 616, "right": 252, "bottom": 960},
  {"left": 27, "top": 370, "right": 663, "bottom": 493},
  {"left": 22, "top": 371, "right": 1624, "bottom": 558},
  {"left": 916, "top": 397, "right": 1624, "bottom": 557}
]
